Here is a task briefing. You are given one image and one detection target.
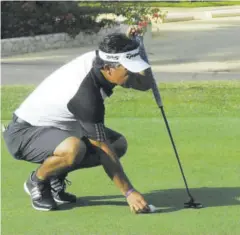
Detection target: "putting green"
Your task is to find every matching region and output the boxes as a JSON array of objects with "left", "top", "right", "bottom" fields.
[{"left": 1, "top": 81, "right": 240, "bottom": 235}]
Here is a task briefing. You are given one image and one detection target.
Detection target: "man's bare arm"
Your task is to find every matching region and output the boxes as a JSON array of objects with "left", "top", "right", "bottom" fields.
[
  {"left": 88, "top": 139, "right": 133, "bottom": 196},
  {"left": 89, "top": 138, "right": 150, "bottom": 213}
]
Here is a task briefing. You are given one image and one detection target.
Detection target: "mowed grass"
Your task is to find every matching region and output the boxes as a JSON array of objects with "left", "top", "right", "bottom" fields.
[
  {"left": 78, "top": 1, "right": 240, "bottom": 8},
  {"left": 1, "top": 81, "right": 240, "bottom": 235}
]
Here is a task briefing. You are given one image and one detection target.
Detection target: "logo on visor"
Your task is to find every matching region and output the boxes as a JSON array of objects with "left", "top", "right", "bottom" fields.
[
  {"left": 106, "top": 55, "right": 119, "bottom": 60},
  {"left": 126, "top": 52, "right": 140, "bottom": 59}
]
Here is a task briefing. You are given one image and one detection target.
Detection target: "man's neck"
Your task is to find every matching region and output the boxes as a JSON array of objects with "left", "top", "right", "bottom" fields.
[
  {"left": 100, "top": 69, "right": 116, "bottom": 85},
  {"left": 92, "top": 68, "right": 116, "bottom": 97}
]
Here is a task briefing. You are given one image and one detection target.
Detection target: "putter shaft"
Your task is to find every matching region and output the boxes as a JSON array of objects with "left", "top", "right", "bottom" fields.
[
  {"left": 160, "top": 106, "right": 194, "bottom": 200},
  {"left": 133, "top": 35, "right": 202, "bottom": 207}
]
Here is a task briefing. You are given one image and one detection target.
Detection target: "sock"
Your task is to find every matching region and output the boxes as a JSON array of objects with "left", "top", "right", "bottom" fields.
[{"left": 31, "top": 171, "right": 46, "bottom": 183}]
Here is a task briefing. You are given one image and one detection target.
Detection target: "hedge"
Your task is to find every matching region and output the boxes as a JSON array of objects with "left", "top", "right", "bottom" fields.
[{"left": 1, "top": 1, "right": 115, "bottom": 39}]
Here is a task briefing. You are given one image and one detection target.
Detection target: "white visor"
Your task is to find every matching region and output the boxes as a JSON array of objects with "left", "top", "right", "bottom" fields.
[{"left": 98, "top": 47, "right": 150, "bottom": 73}]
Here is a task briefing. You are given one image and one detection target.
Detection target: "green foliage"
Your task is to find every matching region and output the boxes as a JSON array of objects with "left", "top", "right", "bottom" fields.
[
  {"left": 1, "top": 1, "right": 116, "bottom": 39},
  {"left": 77, "top": 2, "right": 168, "bottom": 36},
  {"left": 78, "top": 1, "right": 240, "bottom": 8},
  {"left": 96, "top": 2, "right": 167, "bottom": 25}
]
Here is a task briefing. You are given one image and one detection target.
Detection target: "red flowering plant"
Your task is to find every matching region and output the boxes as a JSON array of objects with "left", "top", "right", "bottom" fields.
[
  {"left": 122, "top": 6, "right": 168, "bottom": 36},
  {"left": 98, "top": 2, "right": 168, "bottom": 36}
]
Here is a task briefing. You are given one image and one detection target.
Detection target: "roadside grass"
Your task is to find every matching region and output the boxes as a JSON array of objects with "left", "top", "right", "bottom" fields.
[
  {"left": 78, "top": 1, "right": 240, "bottom": 8},
  {"left": 1, "top": 81, "right": 240, "bottom": 121},
  {"left": 1, "top": 81, "right": 240, "bottom": 235}
]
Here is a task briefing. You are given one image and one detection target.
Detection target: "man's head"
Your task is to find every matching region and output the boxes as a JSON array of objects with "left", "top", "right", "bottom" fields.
[{"left": 93, "top": 33, "right": 150, "bottom": 85}]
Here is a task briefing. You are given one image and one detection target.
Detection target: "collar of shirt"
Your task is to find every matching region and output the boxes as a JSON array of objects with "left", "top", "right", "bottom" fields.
[{"left": 92, "top": 67, "right": 116, "bottom": 97}]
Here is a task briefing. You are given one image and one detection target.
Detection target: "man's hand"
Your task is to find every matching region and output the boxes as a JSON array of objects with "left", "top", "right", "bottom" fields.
[
  {"left": 126, "top": 25, "right": 141, "bottom": 38},
  {"left": 126, "top": 191, "right": 150, "bottom": 214},
  {"left": 89, "top": 138, "right": 150, "bottom": 214}
]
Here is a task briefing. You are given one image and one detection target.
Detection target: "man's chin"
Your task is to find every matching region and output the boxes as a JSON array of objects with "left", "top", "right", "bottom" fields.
[
  {"left": 122, "top": 76, "right": 129, "bottom": 84},
  {"left": 115, "top": 76, "right": 129, "bottom": 86}
]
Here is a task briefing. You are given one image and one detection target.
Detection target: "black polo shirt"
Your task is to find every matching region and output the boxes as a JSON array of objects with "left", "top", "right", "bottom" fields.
[
  {"left": 15, "top": 50, "right": 151, "bottom": 142},
  {"left": 67, "top": 66, "right": 115, "bottom": 141}
]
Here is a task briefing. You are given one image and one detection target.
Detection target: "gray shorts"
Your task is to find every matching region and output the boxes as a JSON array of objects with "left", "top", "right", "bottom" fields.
[{"left": 3, "top": 115, "right": 127, "bottom": 167}]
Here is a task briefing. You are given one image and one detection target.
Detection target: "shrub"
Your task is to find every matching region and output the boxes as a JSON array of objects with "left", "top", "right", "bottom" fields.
[{"left": 1, "top": 1, "right": 116, "bottom": 39}]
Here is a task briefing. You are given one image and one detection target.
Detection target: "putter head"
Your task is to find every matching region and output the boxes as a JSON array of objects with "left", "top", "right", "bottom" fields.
[{"left": 184, "top": 198, "right": 203, "bottom": 209}]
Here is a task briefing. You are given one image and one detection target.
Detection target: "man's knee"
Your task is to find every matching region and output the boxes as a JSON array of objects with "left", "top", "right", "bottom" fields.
[
  {"left": 53, "top": 137, "right": 87, "bottom": 167},
  {"left": 113, "top": 135, "right": 128, "bottom": 159}
]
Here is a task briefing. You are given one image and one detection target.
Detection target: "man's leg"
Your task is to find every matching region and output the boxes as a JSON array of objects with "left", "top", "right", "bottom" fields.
[
  {"left": 67, "top": 127, "right": 128, "bottom": 170},
  {"left": 35, "top": 136, "right": 85, "bottom": 179},
  {"left": 24, "top": 133, "right": 87, "bottom": 210},
  {"left": 33, "top": 136, "right": 87, "bottom": 205},
  {"left": 44, "top": 127, "right": 127, "bottom": 205},
  {"left": 4, "top": 121, "right": 87, "bottom": 211}
]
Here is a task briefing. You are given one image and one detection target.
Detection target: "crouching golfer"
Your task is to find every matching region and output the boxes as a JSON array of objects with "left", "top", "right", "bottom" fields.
[{"left": 3, "top": 32, "right": 152, "bottom": 213}]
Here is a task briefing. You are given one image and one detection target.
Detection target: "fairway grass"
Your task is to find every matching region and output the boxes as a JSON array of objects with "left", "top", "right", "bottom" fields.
[
  {"left": 1, "top": 81, "right": 240, "bottom": 235},
  {"left": 78, "top": 1, "right": 240, "bottom": 8}
]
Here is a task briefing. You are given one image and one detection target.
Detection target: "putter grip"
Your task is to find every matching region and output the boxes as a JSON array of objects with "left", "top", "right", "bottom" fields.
[{"left": 134, "top": 36, "right": 163, "bottom": 108}]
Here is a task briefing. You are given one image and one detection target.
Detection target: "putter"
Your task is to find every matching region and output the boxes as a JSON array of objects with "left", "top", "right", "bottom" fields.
[{"left": 133, "top": 35, "right": 203, "bottom": 209}]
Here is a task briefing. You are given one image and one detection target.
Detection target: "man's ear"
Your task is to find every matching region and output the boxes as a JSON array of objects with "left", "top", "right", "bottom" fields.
[
  {"left": 103, "top": 64, "right": 110, "bottom": 70},
  {"left": 103, "top": 64, "right": 110, "bottom": 73},
  {"left": 103, "top": 64, "right": 114, "bottom": 75}
]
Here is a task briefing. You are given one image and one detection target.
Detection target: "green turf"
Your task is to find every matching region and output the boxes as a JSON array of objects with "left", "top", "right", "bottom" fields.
[
  {"left": 1, "top": 81, "right": 240, "bottom": 235},
  {"left": 79, "top": 1, "right": 240, "bottom": 8}
]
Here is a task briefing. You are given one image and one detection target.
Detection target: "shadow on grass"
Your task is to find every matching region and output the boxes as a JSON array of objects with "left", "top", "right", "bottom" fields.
[{"left": 58, "top": 187, "right": 240, "bottom": 213}]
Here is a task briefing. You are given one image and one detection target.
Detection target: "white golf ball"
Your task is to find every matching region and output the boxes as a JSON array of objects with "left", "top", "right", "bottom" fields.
[{"left": 148, "top": 204, "right": 157, "bottom": 213}]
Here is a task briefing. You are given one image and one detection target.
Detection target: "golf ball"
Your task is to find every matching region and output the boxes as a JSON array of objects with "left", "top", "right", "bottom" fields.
[{"left": 149, "top": 204, "right": 157, "bottom": 213}]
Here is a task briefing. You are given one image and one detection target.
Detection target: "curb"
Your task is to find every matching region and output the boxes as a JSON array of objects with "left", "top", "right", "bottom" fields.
[
  {"left": 151, "top": 71, "right": 240, "bottom": 83},
  {"left": 1, "top": 25, "right": 125, "bottom": 57},
  {"left": 211, "top": 8, "right": 240, "bottom": 18},
  {"left": 164, "top": 8, "right": 240, "bottom": 23}
]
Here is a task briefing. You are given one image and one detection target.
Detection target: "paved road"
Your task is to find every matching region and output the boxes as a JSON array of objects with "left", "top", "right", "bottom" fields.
[{"left": 1, "top": 17, "right": 240, "bottom": 85}]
